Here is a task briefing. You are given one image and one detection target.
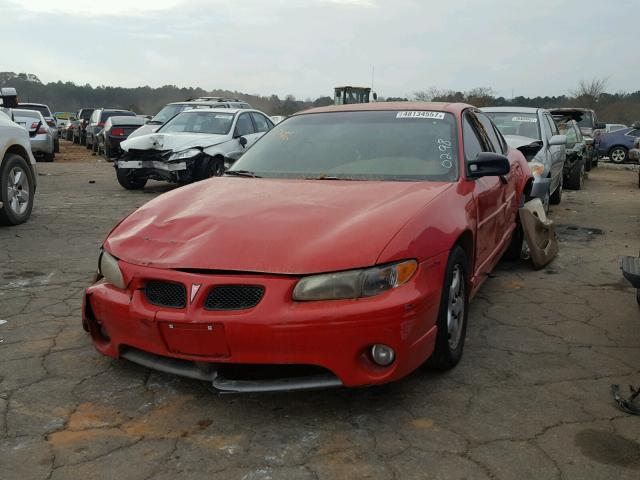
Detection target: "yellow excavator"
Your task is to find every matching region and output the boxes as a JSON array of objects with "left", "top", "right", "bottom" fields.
[{"left": 334, "top": 86, "right": 377, "bottom": 105}]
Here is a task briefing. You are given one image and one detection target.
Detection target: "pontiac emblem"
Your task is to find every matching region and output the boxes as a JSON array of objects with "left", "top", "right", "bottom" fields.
[{"left": 190, "top": 283, "right": 202, "bottom": 303}]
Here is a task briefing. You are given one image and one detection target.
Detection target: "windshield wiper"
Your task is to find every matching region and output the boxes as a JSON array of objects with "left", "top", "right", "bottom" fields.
[
  {"left": 304, "top": 175, "right": 358, "bottom": 181},
  {"left": 224, "top": 170, "right": 262, "bottom": 178}
]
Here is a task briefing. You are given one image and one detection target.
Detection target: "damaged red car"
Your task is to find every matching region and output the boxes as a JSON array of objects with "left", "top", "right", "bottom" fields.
[{"left": 83, "top": 103, "right": 531, "bottom": 392}]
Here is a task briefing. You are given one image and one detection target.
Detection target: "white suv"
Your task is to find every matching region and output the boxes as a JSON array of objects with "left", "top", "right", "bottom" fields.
[{"left": 0, "top": 88, "right": 37, "bottom": 225}]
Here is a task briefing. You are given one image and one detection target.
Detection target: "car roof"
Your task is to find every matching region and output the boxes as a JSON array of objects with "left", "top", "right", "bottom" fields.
[
  {"left": 182, "top": 107, "right": 252, "bottom": 114},
  {"left": 482, "top": 106, "right": 541, "bottom": 114},
  {"left": 108, "top": 116, "right": 146, "bottom": 125},
  {"left": 295, "top": 102, "right": 471, "bottom": 116},
  {"left": 168, "top": 100, "right": 249, "bottom": 107}
]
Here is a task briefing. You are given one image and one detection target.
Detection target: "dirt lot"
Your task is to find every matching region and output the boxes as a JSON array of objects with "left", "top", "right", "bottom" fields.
[{"left": 1, "top": 140, "right": 640, "bottom": 479}]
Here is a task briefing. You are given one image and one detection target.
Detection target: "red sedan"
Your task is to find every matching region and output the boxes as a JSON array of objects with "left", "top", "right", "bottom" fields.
[{"left": 83, "top": 103, "right": 531, "bottom": 392}]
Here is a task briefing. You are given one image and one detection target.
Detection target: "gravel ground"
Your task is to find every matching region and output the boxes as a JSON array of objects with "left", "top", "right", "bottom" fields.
[{"left": 1, "top": 140, "right": 639, "bottom": 479}]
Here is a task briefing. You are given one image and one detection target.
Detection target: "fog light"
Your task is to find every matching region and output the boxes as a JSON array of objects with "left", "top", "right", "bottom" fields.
[{"left": 370, "top": 344, "right": 395, "bottom": 366}]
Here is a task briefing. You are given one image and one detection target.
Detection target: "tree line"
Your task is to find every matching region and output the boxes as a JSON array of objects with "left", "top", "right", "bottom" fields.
[{"left": 2, "top": 72, "right": 637, "bottom": 124}]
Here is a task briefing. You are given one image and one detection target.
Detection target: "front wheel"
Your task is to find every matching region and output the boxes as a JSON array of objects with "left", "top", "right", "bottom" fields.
[
  {"left": 428, "top": 246, "right": 469, "bottom": 370},
  {"left": 197, "top": 156, "right": 225, "bottom": 181},
  {"left": 609, "top": 146, "right": 628, "bottom": 164},
  {"left": 116, "top": 167, "right": 147, "bottom": 190},
  {"left": 550, "top": 176, "right": 562, "bottom": 205},
  {"left": 54, "top": 139, "right": 60, "bottom": 153},
  {"left": 0, "top": 154, "right": 35, "bottom": 225}
]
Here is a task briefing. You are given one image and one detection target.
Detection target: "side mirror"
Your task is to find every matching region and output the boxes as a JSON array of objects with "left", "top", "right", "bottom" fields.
[
  {"left": 548, "top": 134, "right": 566, "bottom": 147},
  {"left": 468, "top": 152, "right": 510, "bottom": 179},
  {"left": 238, "top": 136, "right": 247, "bottom": 148},
  {"left": 595, "top": 122, "right": 606, "bottom": 130},
  {"left": 372, "top": 92, "right": 378, "bottom": 101}
]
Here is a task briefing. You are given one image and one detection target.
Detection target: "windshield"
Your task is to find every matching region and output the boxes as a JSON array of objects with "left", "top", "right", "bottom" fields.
[
  {"left": 484, "top": 112, "right": 541, "bottom": 140},
  {"left": 152, "top": 104, "right": 191, "bottom": 124},
  {"left": 230, "top": 110, "right": 459, "bottom": 181},
  {"left": 159, "top": 111, "right": 234, "bottom": 135},
  {"left": 19, "top": 104, "right": 51, "bottom": 118},
  {"left": 334, "top": 89, "right": 370, "bottom": 105}
]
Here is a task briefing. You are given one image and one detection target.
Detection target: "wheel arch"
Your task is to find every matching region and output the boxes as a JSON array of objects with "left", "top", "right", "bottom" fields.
[{"left": 453, "top": 229, "right": 474, "bottom": 275}]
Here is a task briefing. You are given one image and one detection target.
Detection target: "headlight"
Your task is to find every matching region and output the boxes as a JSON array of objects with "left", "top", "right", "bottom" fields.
[
  {"left": 169, "top": 148, "right": 201, "bottom": 160},
  {"left": 529, "top": 161, "right": 545, "bottom": 178},
  {"left": 98, "top": 251, "right": 126, "bottom": 289},
  {"left": 292, "top": 260, "right": 417, "bottom": 301}
]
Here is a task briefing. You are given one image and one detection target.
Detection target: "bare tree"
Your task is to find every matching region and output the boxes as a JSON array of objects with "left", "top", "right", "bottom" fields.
[{"left": 571, "top": 77, "right": 608, "bottom": 109}]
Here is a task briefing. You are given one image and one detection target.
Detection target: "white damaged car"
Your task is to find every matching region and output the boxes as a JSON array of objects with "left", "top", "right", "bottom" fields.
[{"left": 115, "top": 108, "right": 273, "bottom": 189}]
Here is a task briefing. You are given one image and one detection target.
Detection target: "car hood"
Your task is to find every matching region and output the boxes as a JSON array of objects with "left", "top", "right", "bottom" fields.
[
  {"left": 121, "top": 132, "right": 227, "bottom": 153},
  {"left": 126, "top": 123, "right": 161, "bottom": 140},
  {"left": 104, "top": 178, "right": 453, "bottom": 274},
  {"left": 504, "top": 134, "right": 543, "bottom": 149}
]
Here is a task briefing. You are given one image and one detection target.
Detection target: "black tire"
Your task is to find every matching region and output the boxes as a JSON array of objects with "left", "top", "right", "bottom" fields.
[
  {"left": 73, "top": 134, "right": 79, "bottom": 144},
  {"left": 609, "top": 146, "right": 628, "bottom": 164},
  {"left": 565, "top": 159, "right": 585, "bottom": 190},
  {"left": 428, "top": 246, "right": 469, "bottom": 370},
  {"left": 116, "top": 167, "right": 147, "bottom": 190},
  {"left": 503, "top": 220, "right": 524, "bottom": 261},
  {"left": 0, "top": 153, "right": 35, "bottom": 225},
  {"left": 54, "top": 139, "right": 60, "bottom": 153},
  {"left": 92, "top": 139, "right": 99, "bottom": 155},
  {"left": 80, "top": 134, "right": 86, "bottom": 146},
  {"left": 196, "top": 156, "right": 225, "bottom": 181},
  {"left": 42, "top": 152, "right": 55, "bottom": 162},
  {"left": 549, "top": 176, "right": 562, "bottom": 205}
]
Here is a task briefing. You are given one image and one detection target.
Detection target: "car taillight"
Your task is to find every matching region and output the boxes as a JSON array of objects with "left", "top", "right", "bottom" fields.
[
  {"left": 30, "top": 122, "right": 39, "bottom": 129},
  {"left": 46, "top": 119, "right": 56, "bottom": 127},
  {"left": 111, "top": 127, "right": 125, "bottom": 136},
  {"left": 37, "top": 126, "right": 47, "bottom": 134}
]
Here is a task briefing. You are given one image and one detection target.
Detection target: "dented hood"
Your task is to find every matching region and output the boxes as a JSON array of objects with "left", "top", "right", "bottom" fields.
[
  {"left": 121, "top": 132, "right": 227, "bottom": 153},
  {"left": 104, "top": 178, "right": 452, "bottom": 274}
]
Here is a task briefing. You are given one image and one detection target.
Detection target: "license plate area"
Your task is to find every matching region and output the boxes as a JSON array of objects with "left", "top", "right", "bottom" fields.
[{"left": 159, "top": 322, "right": 230, "bottom": 357}]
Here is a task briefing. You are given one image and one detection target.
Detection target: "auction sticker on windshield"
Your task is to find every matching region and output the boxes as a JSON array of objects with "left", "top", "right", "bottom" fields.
[
  {"left": 396, "top": 111, "right": 446, "bottom": 120},
  {"left": 512, "top": 116, "right": 537, "bottom": 123}
]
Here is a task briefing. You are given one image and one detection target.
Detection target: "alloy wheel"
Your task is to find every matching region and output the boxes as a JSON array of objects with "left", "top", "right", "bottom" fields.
[
  {"left": 610, "top": 148, "right": 626, "bottom": 163},
  {"left": 447, "top": 264, "right": 465, "bottom": 350},
  {"left": 6, "top": 166, "right": 30, "bottom": 216}
]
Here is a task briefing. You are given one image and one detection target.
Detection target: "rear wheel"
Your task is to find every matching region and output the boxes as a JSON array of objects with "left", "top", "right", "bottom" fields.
[
  {"left": 42, "top": 152, "right": 54, "bottom": 162},
  {"left": 0, "top": 154, "right": 35, "bottom": 225},
  {"left": 54, "top": 139, "right": 60, "bottom": 153},
  {"left": 609, "top": 146, "right": 628, "bottom": 164},
  {"left": 565, "top": 159, "right": 585, "bottom": 190},
  {"left": 428, "top": 246, "right": 469, "bottom": 370},
  {"left": 116, "top": 167, "right": 147, "bottom": 190}
]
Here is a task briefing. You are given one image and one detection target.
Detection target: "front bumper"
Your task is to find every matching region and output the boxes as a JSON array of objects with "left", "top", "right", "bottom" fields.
[
  {"left": 530, "top": 176, "right": 552, "bottom": 200},
  {"left": 83, "top": 255, "right": 446, "bottom": 391},
  {"left": 117, "top": 159, "right": 187, "bottom": 172}
]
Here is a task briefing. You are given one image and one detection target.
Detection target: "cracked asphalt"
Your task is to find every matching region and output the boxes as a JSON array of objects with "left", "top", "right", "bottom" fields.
[{"left": 1, "top": 142, "right": 640, "bottom": 480}]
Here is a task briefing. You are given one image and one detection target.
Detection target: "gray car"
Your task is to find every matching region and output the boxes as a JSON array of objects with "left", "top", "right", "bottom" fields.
[
  {"left": 11, "top": 109, "right": 55, "bottom": 162},
  {"left": 18, "top": 102, "right": 59, "bottom": 153},
  {"left": 482, "top": 107, "right": 566, "bottom": 212}
]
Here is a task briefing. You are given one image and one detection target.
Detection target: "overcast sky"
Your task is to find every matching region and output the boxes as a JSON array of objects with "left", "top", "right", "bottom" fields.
[{"left": 2, "top": 0, "right": 636, "bottom": 100}]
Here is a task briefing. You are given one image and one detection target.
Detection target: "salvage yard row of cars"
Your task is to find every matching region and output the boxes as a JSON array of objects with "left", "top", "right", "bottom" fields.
[{"left": 1, "top": 86, "right": 638, "bottom": 392}]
